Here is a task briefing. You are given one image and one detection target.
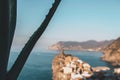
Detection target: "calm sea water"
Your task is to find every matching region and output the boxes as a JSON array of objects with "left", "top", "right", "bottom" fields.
[{"left": 8, "top": 50, "right": 113, "bottom": 80}]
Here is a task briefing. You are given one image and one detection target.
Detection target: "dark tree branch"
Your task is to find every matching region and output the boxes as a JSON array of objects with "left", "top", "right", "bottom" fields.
[
  {"left": 9, "top": 0, "right": 17, "bottom": 50},
  {"left": 0, "top": 0, "right": 10, "bottom": 79},
  {"left": 0, "top": 0, "right": 17, "bottom": 79},
  {"left": 7, "top": 0, "right": 61, "bottom": 80}
]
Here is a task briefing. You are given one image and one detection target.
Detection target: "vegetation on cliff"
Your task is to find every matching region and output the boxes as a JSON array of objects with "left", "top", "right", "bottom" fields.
[{"left": 49, "top": 40, "right": 113, "bottom": 51}]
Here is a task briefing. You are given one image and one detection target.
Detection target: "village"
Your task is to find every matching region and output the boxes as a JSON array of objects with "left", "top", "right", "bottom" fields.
[{"left": 52, "top": 51, "right": 120, "bottom": 80}]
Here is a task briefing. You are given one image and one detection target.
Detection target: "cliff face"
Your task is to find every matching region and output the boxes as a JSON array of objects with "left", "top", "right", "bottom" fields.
[
  {"left": 52, "top": 51, "right": 93, "bottom": 80},
  {"left": 102, "top": 37, "right": 120, "bottom": 66},
  {"left": 49, "top": 40, "right": 114, "bottom": 51}
]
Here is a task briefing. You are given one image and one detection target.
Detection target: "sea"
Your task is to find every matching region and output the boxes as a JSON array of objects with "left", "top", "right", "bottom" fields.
[{"left": 8, "top": 50, "right": 114, "bottom": 80}]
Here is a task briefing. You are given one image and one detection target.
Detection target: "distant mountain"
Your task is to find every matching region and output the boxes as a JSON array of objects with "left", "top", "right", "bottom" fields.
[
  {"left": 48, "top": 40, "right": 114, "bottom": 51},
  {"left": 102, "top": 37, "right": 120, "bottom": 66}
]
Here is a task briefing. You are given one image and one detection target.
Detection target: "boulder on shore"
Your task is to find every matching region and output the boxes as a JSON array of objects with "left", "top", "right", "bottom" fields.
[{"left": 92, "top": 66, "right": 110, "bottom": 72}]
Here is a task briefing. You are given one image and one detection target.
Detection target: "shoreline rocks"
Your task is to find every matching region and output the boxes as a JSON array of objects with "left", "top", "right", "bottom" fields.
[
  {"left": 92, "top": 66, "right": 110, "bottom": 72},
  {"left": 114, "top": 68, "right": 120, "bottom": 74}
]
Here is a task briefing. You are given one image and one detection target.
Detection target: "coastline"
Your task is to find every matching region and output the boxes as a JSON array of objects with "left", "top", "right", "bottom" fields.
[{"left": 52, "top": 51, "right": 120, "bottom": 80}]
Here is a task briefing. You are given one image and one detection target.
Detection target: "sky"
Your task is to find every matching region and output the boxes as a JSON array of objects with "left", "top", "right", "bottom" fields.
[{"left": 12, "top": 0, "right": 120, "bottom": 50}]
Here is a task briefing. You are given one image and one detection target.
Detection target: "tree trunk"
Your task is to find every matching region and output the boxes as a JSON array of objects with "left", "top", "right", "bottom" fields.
[
  {"left": 9, "top": 0, "right": 17, "bottom": 50},
  {"left": 0, "top": 0, "right": 10, "bottom": 79},
  {"left": 0, "top": 0, "right": 17, "bottom": 79}
]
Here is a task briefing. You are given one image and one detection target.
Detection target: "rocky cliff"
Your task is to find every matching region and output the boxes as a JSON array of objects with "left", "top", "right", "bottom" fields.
[
  {"left": 51, "top": 51, "right": 118, "bottom": 80},
  {"left": 52, "top": 51, "right": 93, "bottom": 80},
  {"left": 49, "top": 40, "right": 114, "bottom": 51},
  {"left": 102, "top": 37, "right": 120, "bottom": 66}
]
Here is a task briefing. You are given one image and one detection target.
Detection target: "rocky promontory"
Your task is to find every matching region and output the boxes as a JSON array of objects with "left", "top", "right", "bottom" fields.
[
  {"left": 52, "top": 51, "right": 93, "bottom": 80},
  {"left": 52, "top": 51, "right": 119, "bottom": 80},
  {"left": 102, "top": 37, "right": 120, "bottom": 66}
]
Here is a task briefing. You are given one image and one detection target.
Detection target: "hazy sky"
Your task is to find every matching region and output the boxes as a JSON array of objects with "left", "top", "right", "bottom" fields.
[{"left": 13, "top": 0, "right": 120, "bottom": 50}]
